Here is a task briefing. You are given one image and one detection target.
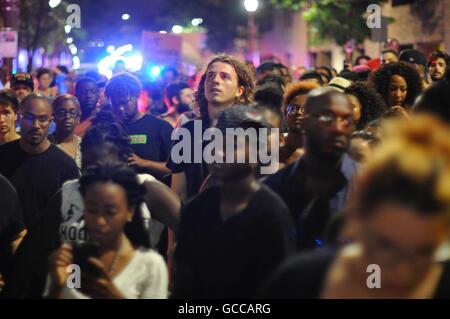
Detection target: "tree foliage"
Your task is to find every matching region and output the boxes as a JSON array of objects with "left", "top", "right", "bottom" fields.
[
  {"left": 18, "top": 0, "right": 86, "bottom": 71},
  {"left": 271, "top": 0, "right": 389, "bottom": 45}
]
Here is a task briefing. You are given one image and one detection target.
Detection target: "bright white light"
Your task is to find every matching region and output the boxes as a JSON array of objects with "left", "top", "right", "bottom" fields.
[
  {"left": 244, "top": 0, "right": 259, "bottom": 12},
  {"left": 111, "top": 44, "right": 133, "bottom": 57},
  {"left": 48, "top": 0, "right": 61, "bottom": 8},
  {"left": 66, "top": 37, "right": 73, "bottom": 44},
  {"left": 151, "top": 66, "right": 161, "bottom": 77},
  {"left": 97, "top": 48, "right": 143, "bottom": 79},
  {"left": 64, "top": 25, "right": 71, "bottom": 34},
  {"left": 106, "top": 45, "right": 116, "bottom": 53},
  {"left": 72, "top": 56, "right": 80, "bottom": 70},
  {"left": 191, "top": 18, "right": 203, "bottom": 27},
  {"left": 126, "top": 53, "right": 143, "bottom": 72},
  {"left": 69, "top": 44, "right": 77, "bottom": 55},
  {"left": 159, "top": 31, "right": 167, "bottom": 34},
  {"left": 172, "top": 25, "right": 183, "bottom": 34},
  {"left": 122, "top": 13, "right": 130, "bottom": 20},
  {"left": 98, "top": 56, "right": 114, "bottom": 79}
]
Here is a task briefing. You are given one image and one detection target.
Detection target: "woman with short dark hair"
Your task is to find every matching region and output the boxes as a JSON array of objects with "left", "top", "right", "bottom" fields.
[{"left": 49, "top": 94, "right": 82, "bottom": 169}]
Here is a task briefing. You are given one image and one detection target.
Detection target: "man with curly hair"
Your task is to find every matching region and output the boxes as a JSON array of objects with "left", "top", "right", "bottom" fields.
[
  {"left": 167, "top": 54, "right": 255, "bottom": 201},
  {"left": 369, "top": 62, "right": 423, "bottom": 110},
  {"left": 105, "top": 72, "right": 174, "bottom": 182},
  {"left": 428, "top": 51, "right": 450, "bottom": 83},
  {"left": 344, "top": 82, "right": 387, "bottom": 130}
]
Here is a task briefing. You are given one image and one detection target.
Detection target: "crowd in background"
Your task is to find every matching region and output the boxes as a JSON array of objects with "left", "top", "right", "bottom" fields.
[{"left": 1, "top": 44, "right": 450, "bottom": 299}]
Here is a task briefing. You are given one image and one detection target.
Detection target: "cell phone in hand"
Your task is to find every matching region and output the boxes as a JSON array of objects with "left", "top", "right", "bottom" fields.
[{"left": 72, "top": 241, "right": 102, "bottom": 278}]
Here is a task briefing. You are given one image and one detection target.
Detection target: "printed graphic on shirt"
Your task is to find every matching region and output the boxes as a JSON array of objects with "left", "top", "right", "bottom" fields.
[
  {"left": 60, "top": 202, "right": 88, "bottom": 242},
  {"left": 59, "top": 176, "right": 161, "bottom": 246},
  {"left": 130, "top": 134, "right": 148, "bottom": 145}
]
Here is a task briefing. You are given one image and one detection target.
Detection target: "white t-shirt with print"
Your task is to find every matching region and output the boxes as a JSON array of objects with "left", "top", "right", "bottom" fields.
[
  {"left": 46, "top": 248, "right": 168, "bottom": 299},
  {"left": 59, "top": 174, "right": 165, "bottom": 249}
]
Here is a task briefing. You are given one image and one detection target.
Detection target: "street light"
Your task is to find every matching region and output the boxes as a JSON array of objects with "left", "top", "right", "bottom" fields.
[
  {"left": 69, "top": 44, "right": 77, "bottom": 55},
  {"left": 48, "top": 0, "right": 61, "bottom": 8},
  {"left": 243, "top": 0, "right": 259, "bottom": 65},
  {"left": 122, "top": 13, "right": 130, "bottom": 21},
  {"left": 244, "top": 0, "right": 259, "bottom": 12},
  {"left": 72, "top": 56, "right": 80, "bottom": 70},
  {"left": 172, "top": 25, "right": 183, "bottom": 34},
  {"left": 191, "top": 18, "right": 203, "bottom": 27}
]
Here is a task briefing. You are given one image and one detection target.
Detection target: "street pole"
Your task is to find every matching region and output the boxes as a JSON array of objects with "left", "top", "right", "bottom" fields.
[
  {"left": 244, "top": 0, "right": 259, "bottom": 66},
  {"left": 1, "top": 0, "right": 20, "bottom": 84},
  {"left": 247, "top": 12, "right": 260, "bottom": 66}
]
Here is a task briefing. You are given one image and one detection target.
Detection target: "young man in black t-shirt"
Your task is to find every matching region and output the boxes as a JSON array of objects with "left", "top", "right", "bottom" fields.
[
  {"left": 0, "top": 94, "right": 79, "bottom": 298},
  {"left": 166, "top": 54, "right": 255, "bottom": 201},
  {"left": 105, "top": 73, "right": 173, "bottom": 182},
  {"left": 172, "top": 105, "right": 295, "bottom": 299},
  {"left": 0, "top": 94, "right": 79, "bottom": 230}
]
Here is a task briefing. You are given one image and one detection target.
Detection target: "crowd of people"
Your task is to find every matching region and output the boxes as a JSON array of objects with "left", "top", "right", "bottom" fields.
[{"left": 1, "top": 45, "right": 450, "bottom": 299}]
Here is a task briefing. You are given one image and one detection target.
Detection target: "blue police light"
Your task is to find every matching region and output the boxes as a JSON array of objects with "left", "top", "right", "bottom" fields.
[{"left": 145, "top": 64, "right": 164, "bottom": 79}]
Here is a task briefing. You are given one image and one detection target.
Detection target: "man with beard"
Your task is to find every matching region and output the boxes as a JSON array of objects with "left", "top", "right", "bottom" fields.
[
  {"left": 263, "top": 87, "right": 358, "bottom": 251},
  {"left": 428, "top": 51, "right": 450, "bottom": 83},
  {"left": 74, "top": 77, "right": 100, "bottom": 137},
  {"left": 0, "top": 94, "right": 79, "bottom": 229},
  {"left": 161, "top": 82, "right": 195, "bottom": 127},
  {"left": 172, "top": 105, "right": 295, "bottom": 298}
]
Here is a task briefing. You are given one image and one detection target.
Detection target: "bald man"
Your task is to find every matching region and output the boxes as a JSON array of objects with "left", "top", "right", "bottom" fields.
[
  {"left": 263, "top": 87, "right": 358, "bottom": 251},
  {"left": 0, "top": 94, "right": 79, "bottom": 229},
  {"left": 0, "top": 94, "right": 79, "bottom": 298}
]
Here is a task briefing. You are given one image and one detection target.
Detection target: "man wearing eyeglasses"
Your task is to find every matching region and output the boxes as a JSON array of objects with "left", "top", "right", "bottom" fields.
[
  {"left": 263, "top": 87, "right": 358, "bottom": 251},
  {"left": 0, "top": 94, "right": 79, "bottom": 230}
]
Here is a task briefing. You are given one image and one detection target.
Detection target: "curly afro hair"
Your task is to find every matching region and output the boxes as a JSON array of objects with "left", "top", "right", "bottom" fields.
[
  {"left": 344, "top": 81, "right": 387, "bottom": 130},
  {"left": 369, "top": 62, "right": 422, "bottom": 109}
]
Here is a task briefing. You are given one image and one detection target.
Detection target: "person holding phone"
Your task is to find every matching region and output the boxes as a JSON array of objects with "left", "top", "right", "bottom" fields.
[{"left": 47, "top": 161, "right": 168, "bottom": 299}]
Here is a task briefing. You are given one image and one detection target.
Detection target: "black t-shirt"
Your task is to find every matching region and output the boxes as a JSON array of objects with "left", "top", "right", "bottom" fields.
[
  {"left": 173, "top": 184, "right": 296, "bottom": 299},
  {"left": 125, "top": 114, "right": 173, "bottom": 180},
  {"left": 0, "top": 174, "right": 24, "bottom": 283},
  {"left": 262, "top": 156, "right": 356, "bottom": 251},
  {"left": 0, "top": 140, "right": 79, "bottom": 229},
  {"left": 263, "top": 248, "right": 450, "bottom": 299},
  {"left": 166, "top": 119, "right": 210, "bottom": 199}
]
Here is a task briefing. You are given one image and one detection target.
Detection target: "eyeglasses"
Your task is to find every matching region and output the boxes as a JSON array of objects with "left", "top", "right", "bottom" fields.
[
  {"left": 286, "top": 104, "right": 304, "bottom": 116},
  {"left": 54, "top": 109, "right": 80, "bottom": 118},
  {"left": 20, "top": 113, "right": 52, "bottom": 126},
  {"left": 305, "top": 113, "right": 355, "bottom": 127}
]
